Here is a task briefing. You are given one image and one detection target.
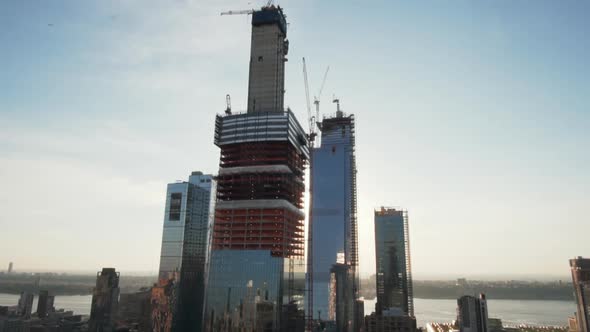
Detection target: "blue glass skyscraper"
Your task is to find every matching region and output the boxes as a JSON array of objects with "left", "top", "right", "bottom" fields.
[
  {"left": 570, "top": 257, "right": 590, "bottom": 332},
  {"left": 310, "top": 105, "right": 359, "bottom": 330},
  {"left": 373, "top": 207, "right": 414, "bottom": 317},
  {"left": 152, "top": 171, "right": 215, "bottom": 332}
]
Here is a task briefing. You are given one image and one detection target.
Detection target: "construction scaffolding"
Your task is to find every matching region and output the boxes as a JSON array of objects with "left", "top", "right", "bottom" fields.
[
  {"left": 212, "top": 207, "right": 305, "bottom": 258},
  {"left": 306, "top": 145, "right": 315, "bottom": 332},
  {"left": 307, "top": 109, "right": 360, "bottom": 331},
  {"left": 403, "top": 210, "right": 414, "bottom": 317},
  {"left": 207, "top": 108, "right": 310, "bottom": 331},
  {"left": 349, "top": 114, "right": 360, "bottom": 302}
]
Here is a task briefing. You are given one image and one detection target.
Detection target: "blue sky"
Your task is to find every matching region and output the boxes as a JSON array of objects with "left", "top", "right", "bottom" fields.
[{"left": 1, "top": 0, "right": 588, "bottom": 278}]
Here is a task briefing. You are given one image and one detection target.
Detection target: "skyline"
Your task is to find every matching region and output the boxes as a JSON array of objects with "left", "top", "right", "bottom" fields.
[{"left": 1, "top": 0, "right": 589, "bottom": 279}]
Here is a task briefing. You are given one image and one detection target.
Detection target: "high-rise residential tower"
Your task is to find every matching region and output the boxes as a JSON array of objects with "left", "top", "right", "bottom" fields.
[
  {"left": 328, "top": 263, "right": 353, "bottom": 331},
  {"left": 570, "top": 257, "right": 590, "bottom": 332},
  {"left": 310, "top": 104, "right": 359, "bottom": 330},
  {"left": 374, "top": 207, "right": 413, "bottom": 317},
  {"left": 456, "top": 294, "right": 489, "bottom": 332},
  {"left": 17, "top": 292, "right": 34, "bottom": 319},
  {"left": 7, "top": 262, "right": 13, "bottom": 273},
  {"left": 204, "top": 5, "right": 309, "bottom": 331},
  {"left": 36, "top": 290, "right": 55, "bottom": 318},
  {"left": 89, "top": 268, "right": 120, "bottom": 332},
  {"left": 152, "top": 171, "right": 215, "bottom": 332}
]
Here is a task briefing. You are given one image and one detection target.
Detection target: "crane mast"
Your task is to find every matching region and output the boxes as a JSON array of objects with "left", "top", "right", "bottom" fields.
[{"left": 302, "top": 57, "right": 315, "bottom": 332}]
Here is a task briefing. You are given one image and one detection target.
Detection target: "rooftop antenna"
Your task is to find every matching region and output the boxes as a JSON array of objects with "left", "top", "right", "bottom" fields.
[{"left": 225, "top": 94, "right": 232, "bottom": 115}]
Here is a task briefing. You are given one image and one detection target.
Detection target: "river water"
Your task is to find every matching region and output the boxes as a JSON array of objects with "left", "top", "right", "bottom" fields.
[
  {"left": 363, "top": 298, "right": 576, "bottom": 327},
  {"left": 0, "top": 293, "right": 92, "bottom": 316},
  {"left": 0, "top": 293, "right": 576, "bottom": 327}
]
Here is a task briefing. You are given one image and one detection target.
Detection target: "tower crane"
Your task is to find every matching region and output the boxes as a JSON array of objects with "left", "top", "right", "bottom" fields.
[
  {"left": 302, "top": 59, "right": 329, "bottom": 144},
  {"left": 220, "top": 0, "right": 275, "bottom": 15},
  {"left": 220, "top": 9, "right": 253, "bottom": 16}
]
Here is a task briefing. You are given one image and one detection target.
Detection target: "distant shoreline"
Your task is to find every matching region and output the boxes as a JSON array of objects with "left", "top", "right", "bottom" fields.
[
  {"left": 0, "top": 290, "right": 575, "bottom": 304},
  {"left": 365, "top": 296, "right": 573, "bottom": 302},
  {"left": 1, "top": 273, "right": 575, "bottom": 302}
]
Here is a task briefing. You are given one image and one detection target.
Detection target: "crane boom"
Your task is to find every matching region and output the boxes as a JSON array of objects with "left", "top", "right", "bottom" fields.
[
  {"left": 313, "top": 66, "right": 330, "bottom": 130},
  {"left": 221, "top": 0, "right": 275, "bottom": 16},
  {"left": 317, "top": 66, "right": 330, "bottom": 101},
  {"left": 313, "top": 66, "right": 329, "bottom": 133},
  {"left": 220, "top": 9, "right": 254, "bottom": 16}
]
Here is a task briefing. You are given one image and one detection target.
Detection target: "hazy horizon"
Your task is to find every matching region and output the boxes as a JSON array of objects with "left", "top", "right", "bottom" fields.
[
  {"left": 1, "top": 1, "right": 588, "bottom": 278},
  {"left": 0, "top": 266, "right": 573, "bottom": 282}
]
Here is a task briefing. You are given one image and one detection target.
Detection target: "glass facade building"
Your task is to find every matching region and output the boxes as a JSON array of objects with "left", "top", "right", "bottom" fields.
[
  {"left": 205, "top": 250, "right": 305, "bottom": 331},
  {"left": 17, "top": 292, "right": 34, "bottom": 319},
  {"left": 311, "top": 110, "right": 359, "bottom": 329},
  {"left": 374, "top": 207, "right": 414, "bottom": 317},
  {"left": 328, "top": 263, "right": 354, "bottom": 331},
  {"left": 570, "top": 257, "right": 590, "bottom": 332},
  {"left": 153, "top": 171, "right": 215, "bottom": 332},
  {"left": 36, "top": 290, "right": 54, "bottom": 319},
  {"left": 456, "top": 294, "right": 489, "bottom": 332}
]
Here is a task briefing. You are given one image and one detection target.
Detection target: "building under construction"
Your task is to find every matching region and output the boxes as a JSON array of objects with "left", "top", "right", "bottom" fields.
[
  {"left": 310, "top": 104, "right": 360, "bottom": 331},
  {"left": 204, "top": 5, "right": 308, "bottom": 332}
]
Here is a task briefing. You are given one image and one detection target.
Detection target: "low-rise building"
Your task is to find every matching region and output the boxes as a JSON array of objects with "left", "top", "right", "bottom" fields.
[{"left": 427, "top": 322, "right": 459, "bottom": 332}]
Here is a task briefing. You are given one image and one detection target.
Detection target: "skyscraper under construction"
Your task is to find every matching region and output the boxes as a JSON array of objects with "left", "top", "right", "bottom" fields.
[
  {"left": 311, "top": 103, "right": 360, "bottom": 331},
  {"left": 204, "top": 5, "right": 308, "bottom": 331}
]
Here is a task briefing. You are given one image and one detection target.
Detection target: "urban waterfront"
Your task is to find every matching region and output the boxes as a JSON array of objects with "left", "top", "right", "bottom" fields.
[
  {"left": 362, "top": 298, "right": 576, "bottom": 327},
  {"left": 0, "top": 293, "right": 575, "bottom": 327},
  {"left": 0, "top": 293, "right": 92, "bottom": 316},
  {"left": 2, "top": 1, "right": 589, "bottom": 332}
]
